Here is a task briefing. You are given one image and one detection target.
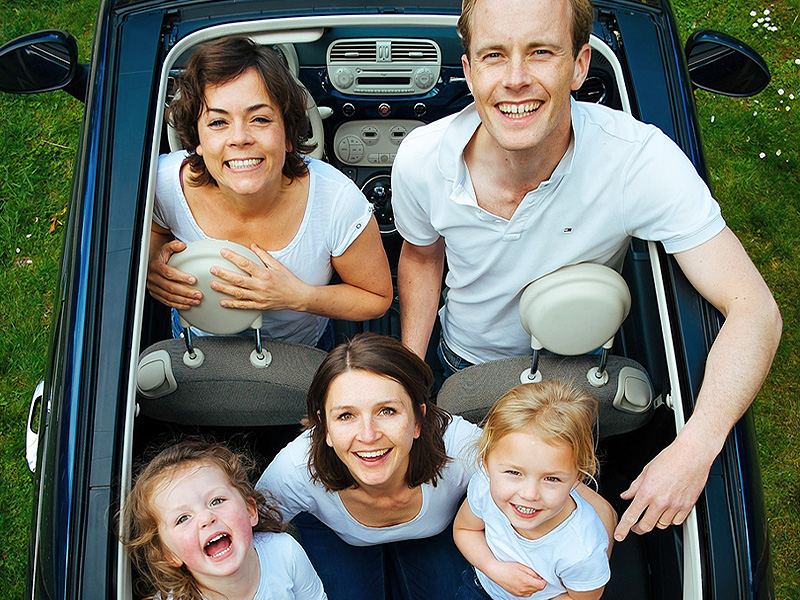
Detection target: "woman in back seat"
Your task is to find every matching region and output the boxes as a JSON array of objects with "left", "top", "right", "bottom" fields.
[{"left": 257, "top": 333, "right": 616, "bottom": 600}]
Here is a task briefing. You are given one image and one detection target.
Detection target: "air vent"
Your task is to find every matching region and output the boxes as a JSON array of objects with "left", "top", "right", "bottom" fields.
[
  {"left": 390, "top": 40, "right": 439, "bottom": 62},
  {"left": 329, "top": 40, "right": 377, "bottom": 62},
  {"left": 327, "top": 38, "right": 442, "bottom": 96},
  {"left": 574, "top": 75, "right": 607, "bottom": 104}
]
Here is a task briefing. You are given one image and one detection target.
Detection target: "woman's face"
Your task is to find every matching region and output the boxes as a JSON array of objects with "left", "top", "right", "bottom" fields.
[
  {"left": 323, "top": 370, "right": 423, "bottom": 490},
  {"left": 195, "top": 68, "right": 289, "bottom": 198}
]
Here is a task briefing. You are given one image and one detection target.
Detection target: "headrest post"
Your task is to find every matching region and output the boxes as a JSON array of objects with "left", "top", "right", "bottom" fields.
[
  {"left": 597, "top": 346, "right": 609, "bottom": 377},
  {"left": 182, "top": 326, "right": 195, "bottom": 359},
  {"left": 254, "top": 327, "right": 263, "bottom": 356}
]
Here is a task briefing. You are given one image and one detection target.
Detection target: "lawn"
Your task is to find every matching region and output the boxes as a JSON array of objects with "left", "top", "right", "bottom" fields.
[{"left": 0, "top": 0, "right": 797, "bottom": 598}]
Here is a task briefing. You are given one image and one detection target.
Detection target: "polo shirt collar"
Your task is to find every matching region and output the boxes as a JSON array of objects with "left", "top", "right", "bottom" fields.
[{"left": 438, "top": 100, "right": 584, "bottom": 199}]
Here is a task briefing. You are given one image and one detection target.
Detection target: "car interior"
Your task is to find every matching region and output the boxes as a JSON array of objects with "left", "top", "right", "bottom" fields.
[{"left": 125, "top": 13, "right": 698, "bottom": 600}]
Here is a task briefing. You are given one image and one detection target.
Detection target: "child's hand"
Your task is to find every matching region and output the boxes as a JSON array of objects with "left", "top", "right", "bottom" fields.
[{"left": 486, "top": 560, "right": 546, "bottom": 597}]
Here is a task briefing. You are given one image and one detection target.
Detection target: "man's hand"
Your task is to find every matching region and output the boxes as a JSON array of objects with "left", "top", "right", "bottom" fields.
[
  {"left": 614, "top": 434, "right": 712, "bottom": 541},
  {"left": 485, "top": 561, "right": 546, "bottom": 597}
]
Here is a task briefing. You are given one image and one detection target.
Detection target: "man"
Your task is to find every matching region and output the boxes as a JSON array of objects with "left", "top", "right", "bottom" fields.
[{"left": 391, "top": 0, "right": 781, "bottom": 541}]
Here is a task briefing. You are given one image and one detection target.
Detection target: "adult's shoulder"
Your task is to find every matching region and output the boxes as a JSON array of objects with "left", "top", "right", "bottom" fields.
[
  {"left": 443, "top": 414, "right": 481, "bottom": 471},
  {"left": 267, "top": 429, "right": 313, "bottom": 471},
  {"left": 157, "top": 149, "right": 190, "bottom": 175},
  {"left": 572, "top": 100, "right": 663, "bottom": 144}
]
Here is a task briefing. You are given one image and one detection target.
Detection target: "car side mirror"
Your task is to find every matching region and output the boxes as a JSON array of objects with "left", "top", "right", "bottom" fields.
[
  {"left": 0, "top": 29, "right": 87, "bottom": 101},
  {"left": 685, "top": 30, "right": 770, "bottom": 97}
]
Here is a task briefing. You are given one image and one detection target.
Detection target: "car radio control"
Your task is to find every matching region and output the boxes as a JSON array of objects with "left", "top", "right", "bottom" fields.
[
  {"left": 333, "top": 67, "right": 355, "bottom": 90},
  {"left": 414, "top": 67, "right": 434, "bottom": 88},
  {"left": 333, "top": 120, "right": 424, "bottom": 166}
]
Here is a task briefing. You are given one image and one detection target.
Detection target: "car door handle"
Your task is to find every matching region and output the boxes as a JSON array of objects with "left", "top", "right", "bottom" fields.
[{"left": 26, "top": 380, "right": 45, "bottom": 473}]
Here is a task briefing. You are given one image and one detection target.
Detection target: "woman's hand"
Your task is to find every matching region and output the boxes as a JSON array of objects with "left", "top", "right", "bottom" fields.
[
  {"left": 209, "top": 245, "right": 313, "bottom": 312},
  {"left": 206, "top": 217, "right": 392, "bottom": 321},
  {"left": 147, "top": 237, "right": 203, "bottom": 310}
]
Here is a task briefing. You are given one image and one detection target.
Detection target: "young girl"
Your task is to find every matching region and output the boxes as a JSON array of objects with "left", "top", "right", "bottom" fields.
[
  {"left": 122, "top": 440, "right": 327, "bottom": 600},
  {"left": 453, "top": 380, "right": 610, "bottom": 600}
]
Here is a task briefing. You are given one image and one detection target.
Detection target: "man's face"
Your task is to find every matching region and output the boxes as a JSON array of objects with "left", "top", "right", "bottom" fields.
[{"left": 462, "top": 0, "right": 590, "bottom": 155}]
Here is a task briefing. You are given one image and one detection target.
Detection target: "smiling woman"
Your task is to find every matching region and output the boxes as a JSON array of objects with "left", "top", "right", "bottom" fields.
[
  {"left": 256, "top": 333, "right": 615, "bottom": 600},
  {"left": 146, "top": 36, "right": 392, "bottom": 348}
]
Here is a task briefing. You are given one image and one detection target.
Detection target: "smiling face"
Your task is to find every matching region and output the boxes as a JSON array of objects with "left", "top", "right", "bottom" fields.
[
  {"left": 195, "top": 68, "right": 290, "bottom": 198},
  {"left": 462, "top": 0, "right": 590, "bottom": 157},
  {"left": 485, "top": 430, "right": 581, "bottom": 539},
  {"left": 323, "top": 370, "right": 423, "bottom": 490},
  {"left": 153, "top": 463, "right": 259, "bottom": 586}
]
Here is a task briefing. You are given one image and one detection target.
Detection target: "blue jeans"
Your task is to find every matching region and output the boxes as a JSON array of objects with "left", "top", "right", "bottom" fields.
[
  {"left": 171, "top": 308, "right": 335, "bottom": 351},
  {"left": 455, "top": 567, "right": 493, "bottom": 600},
  {"left": 437, "top": 333, "right": 474, "bottom": 378},
  {"left": 294, "top": 512, "right": 469, "bottom": 600}
]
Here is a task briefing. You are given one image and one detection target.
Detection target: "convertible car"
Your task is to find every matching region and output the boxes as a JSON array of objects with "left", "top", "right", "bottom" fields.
[{"left": 0, "top": 0, "right": 774, "bottom": 598}]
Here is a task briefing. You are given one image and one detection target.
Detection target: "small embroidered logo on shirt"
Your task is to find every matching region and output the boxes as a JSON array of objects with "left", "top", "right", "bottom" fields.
[{"left": 563, "top": 227, "right": 573, "bottom": 233}]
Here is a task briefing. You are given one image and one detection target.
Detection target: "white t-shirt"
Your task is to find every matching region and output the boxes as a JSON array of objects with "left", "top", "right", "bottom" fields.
[
  {"left": 467, "top": 470, "right": 610, "bottom": 600},
  {"left": 257, "top": 416, "right": 481, "bottom": 546},
  {"left": 154, "top": 151, "right": 373, "bottom": 345},
  {"left": 252, "top": 532, "right": 328, "bottom": 600},
  {"left": 392, "top": 100, "right": 726, "bottom": 363}
]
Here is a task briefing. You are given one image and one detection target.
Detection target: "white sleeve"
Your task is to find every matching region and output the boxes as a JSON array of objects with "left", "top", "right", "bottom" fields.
[
  {"left": 391, "top": 132, "right": 441, "bottom": 246},
  {"left": 256, "top": 436, "right": 313, "bottom": 523},
  {"left": 446, "top": 415, "right": 482, "bottom": 478},
  {"left": 152, "top": 150, "right": 188, "bottom": 231},
  {"left": 622, "top": 127, "right": 725, "bottom": 254},
  {"left": 289, "top": 536, "right": 329, "bottom": 600},
  {"left": 309, "top": 159, "right": 373, "bottom": 257},
  {"left": 558, "top": 540, "right": 610, "bottom": 592}
]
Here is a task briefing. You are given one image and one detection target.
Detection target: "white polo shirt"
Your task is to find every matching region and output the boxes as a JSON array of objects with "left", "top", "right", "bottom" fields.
[{"left": 392, "top": 100, "right": 725, "bottom": 363}]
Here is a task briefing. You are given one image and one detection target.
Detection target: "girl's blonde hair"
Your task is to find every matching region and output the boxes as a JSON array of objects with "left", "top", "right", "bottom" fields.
[
  {"left": 120, "top": 440, "right": 284, "bottom": 600},
  {"left": 478, "top": 380, "right": 599, "bottom": 486}
]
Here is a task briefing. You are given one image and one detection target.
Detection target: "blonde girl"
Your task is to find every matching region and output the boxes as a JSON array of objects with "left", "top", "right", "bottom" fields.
[{"left": 453, "top": 380, "right": 610, "bottom": 600}]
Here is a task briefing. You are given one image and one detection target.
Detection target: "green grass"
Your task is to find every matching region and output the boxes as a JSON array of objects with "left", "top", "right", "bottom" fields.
[
  {"left": 0, "top": 2, "right": 97, "bottom": 597},
  {"left": 1, "top": 0, "right": 798, "bottom": 598}
]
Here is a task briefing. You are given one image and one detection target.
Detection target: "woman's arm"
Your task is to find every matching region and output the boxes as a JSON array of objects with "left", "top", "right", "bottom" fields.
[
  {"left": 453, "top": 499, "right": 546, "bottom": 597},
  {"left": 208, "top": 216, "right": 393, "bottom": 321}
]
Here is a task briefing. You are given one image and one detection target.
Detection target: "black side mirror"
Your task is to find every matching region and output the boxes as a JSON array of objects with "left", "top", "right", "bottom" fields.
[
  {"left": 685, "top": 30, "right": 770, "bottom": 97},
  {"left": 0, "top": 29, "right": 87, "bottom": 101}
]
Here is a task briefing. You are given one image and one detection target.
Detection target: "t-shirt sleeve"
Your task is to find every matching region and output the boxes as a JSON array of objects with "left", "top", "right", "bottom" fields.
[
  {"left": 288, "top": 536, "right": 329, "bottom": 600},
  {"left": 256, "top": 436, "right": 313, "bottom": 523},
  {"left": 465, "top": 470, "right": 490, "bottom": 520},
  {"left": 622, "top": 127, "right": 725, "bottom": 254},
  {"left": 391, "top": 132, "right": 442, "bottom": 247},
  {"left": 152, "top": 150, "right": 188, "bottom": 231},
  {"left": 558, "top": 540, "right": 610, "bottom": 592},
  {"left": 446, "top": 415, "right": 482, "bottom": 478},
  {"left": 326, "top": 170, "right": 374, "bottom": 257}
]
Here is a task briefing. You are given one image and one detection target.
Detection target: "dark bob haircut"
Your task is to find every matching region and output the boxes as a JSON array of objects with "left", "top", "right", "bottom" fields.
[
  {"left": 169, "top": 36, "right": 315, "bottom": 187},
  {"left": 305, "top": 332, "right": 452, "bottom": 491}
]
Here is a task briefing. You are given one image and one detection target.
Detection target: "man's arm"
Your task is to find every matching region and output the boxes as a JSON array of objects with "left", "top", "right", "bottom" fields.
[
  {"left": 615, "top": 227, "right": 781, "bottom": 540},
  {"left": 397, "top": 238, "right": 446, "bottom": 358}
]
